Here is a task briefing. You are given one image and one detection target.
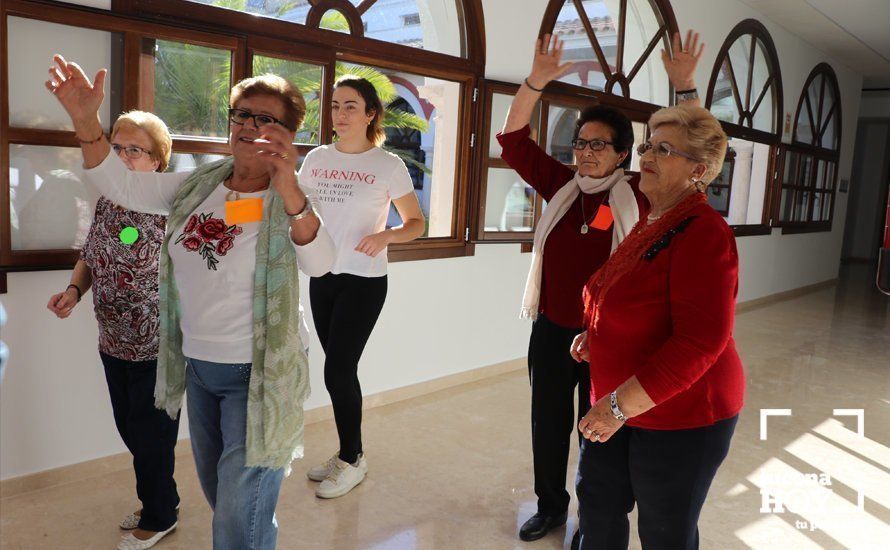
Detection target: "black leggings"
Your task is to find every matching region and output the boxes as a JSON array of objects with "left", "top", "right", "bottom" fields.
[
  {"left": 310, "top": 273, "right": 387, "bottom": 464},
  {"left": 576, "top": 415, "right": 738, "bottom": 550}
]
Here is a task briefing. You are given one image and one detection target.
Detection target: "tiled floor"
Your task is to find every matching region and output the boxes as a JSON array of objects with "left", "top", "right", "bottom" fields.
[{"left": 1, "top": 265, "right": 888, "bottom": 549}]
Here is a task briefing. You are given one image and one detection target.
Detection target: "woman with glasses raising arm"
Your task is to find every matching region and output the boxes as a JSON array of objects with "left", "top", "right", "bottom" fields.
[
  {"left": 46, "top": 110, "right": 181, "bottom": 548},
  {"left": 46, "top": 54, "right": 334, "bottom": 550},
  {"left": 498, "top": 31, "right": 704, "bottom": 544}
]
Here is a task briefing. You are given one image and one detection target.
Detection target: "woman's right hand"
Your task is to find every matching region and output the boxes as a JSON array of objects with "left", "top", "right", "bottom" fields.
[
  {"left": 45, "top": 54, "right": 106, "bottom": 126},
  {"left": 47, "top": 288, "right": 80, "bottom": 319},
  {"left": 528, "top": 34, "right": 573, "bottom": 89},
  {"left": 570, "top": 331, "right": 590, "bottom": 363}
]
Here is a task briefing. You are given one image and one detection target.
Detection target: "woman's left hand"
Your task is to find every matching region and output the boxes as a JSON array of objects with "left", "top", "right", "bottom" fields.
[
  {"left": 252, "top": 123, "right": 300, "bottom": 194},
  {"left": 661, "top": 30, "right": 704, "bottom": 90},
  {"left": 578, "top": 394, "right": 625, "bottom": 443},
  {"left": 355, "top": 231, "right": 393, "bottom": 257}
]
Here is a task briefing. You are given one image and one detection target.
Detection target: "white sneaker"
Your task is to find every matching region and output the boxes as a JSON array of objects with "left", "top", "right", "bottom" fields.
[
  {"left": 307, "top": 452, "right": 341, "bottom": 482},
  {"left": 315, "top": 454, "right": 367, "bottom": 499},
  {"left": 117, "top": 522, "right": 177, "bottom": 549}
]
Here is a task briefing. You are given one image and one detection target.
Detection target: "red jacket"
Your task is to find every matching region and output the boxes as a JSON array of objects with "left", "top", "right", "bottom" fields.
[
  {"left": 498, "top": 125, "right": 648, "bottom": 329},
  {"left": 587, "top": 203, "right": 746, "bottom": 429}
]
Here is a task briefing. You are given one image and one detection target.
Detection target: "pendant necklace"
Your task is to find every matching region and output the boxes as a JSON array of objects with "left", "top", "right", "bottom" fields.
[{"left": 579, "top": 192, "right": 607, "bottom": 234}]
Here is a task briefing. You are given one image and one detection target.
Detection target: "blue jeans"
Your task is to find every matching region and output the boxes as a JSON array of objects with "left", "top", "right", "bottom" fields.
[{"left": 186, "top": 358, "right": 285, "bottom": 550}]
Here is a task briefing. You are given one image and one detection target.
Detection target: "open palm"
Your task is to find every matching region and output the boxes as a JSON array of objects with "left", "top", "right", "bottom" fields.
[
  {"left": 45, "top": 54, "right": 106, "bottom": 123},
  {"left": 530, "top": 34, "right": 574, "bottom": 86}
]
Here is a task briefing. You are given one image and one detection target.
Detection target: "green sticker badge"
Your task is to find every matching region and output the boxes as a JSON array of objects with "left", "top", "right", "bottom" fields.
[{"left": 119, "top": 226, "right": 139, "bottom": 245}]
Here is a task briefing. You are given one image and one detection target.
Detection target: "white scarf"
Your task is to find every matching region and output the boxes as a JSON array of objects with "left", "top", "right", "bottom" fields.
[{"left": 520, "top": 169, "right": 639, "bottom": 320}]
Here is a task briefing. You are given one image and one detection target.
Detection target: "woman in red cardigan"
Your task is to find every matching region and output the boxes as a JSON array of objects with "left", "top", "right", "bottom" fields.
[
  {"left": 499, "top": 32, "right": 705, "bottom": 543},
  {"left": 570, "top": 104, "right": 744, "bottom": 549}
]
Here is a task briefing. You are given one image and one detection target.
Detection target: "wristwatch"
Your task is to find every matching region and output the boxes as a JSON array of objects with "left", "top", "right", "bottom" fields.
[
  {"left": 675, "top": 88, "right": 699, "bottom": 102},
  {"left": 610, "top": 390, "right": 628, "bottom": 422}
]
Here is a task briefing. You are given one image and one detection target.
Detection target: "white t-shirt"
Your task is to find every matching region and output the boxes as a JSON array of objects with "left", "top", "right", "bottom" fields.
[
  {"left": 85, "top": 153, "right": 334, "bottom": 363},
  {"left": 299, "top": 144, "right": 415, "bottom": 277}
]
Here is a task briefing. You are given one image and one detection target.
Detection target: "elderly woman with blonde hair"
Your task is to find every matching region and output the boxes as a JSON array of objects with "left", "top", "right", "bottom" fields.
[
  {"left": 570, "top": 104, "right": 745, "bottom": 549},
  {"left": 47, "top": 110, "right": 179, "bottom": 547}
]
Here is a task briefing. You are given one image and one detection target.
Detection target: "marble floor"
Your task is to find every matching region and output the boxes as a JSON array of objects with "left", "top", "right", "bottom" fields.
[{"left": 1, "top": 265, "right": 888, "bottom": 549}]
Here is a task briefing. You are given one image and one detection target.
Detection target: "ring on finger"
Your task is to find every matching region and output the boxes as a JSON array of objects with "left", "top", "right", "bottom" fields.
[
  {"left": 593, "top": 433, "right": 601, "bottom": 441},
  {"left": 280, "top": 152, "right": 289, "bottom": 160}
]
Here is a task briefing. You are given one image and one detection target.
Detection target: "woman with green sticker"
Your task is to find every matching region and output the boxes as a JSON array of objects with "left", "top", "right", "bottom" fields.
[{"left": 46, "top": 111, "right": 181, "bottom": 548}]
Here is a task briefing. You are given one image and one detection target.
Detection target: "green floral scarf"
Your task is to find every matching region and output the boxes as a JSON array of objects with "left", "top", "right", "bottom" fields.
[{"left": 154, "top": 157, "right": 310, "bottom": 473}]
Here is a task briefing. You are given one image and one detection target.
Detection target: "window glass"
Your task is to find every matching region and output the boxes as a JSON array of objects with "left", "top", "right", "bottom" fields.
[
  {"left": 8, "top": 17, "right": 118, "bottom": 132},
  {"left": 715, "top": 138, "right": 771, "bottom": 225},
  {"left": 547, "top": 105, "right": 580, "bottom": 165},
  {"left": 183, "top": 0, "right": 312, "bottom": 25},
  {"left": 252, "top": 55, "right": 324, "bottom": 144},
  {"left": 153, "top": 39, "right": 232, "bottom": 139},
  {"left": 554, "top": 0, "right": 669, "bottom": 104},
  {"left": 169, "top": 152, "right": 228, "bottom": 173},
  {"left": 483, "top": 168, "right": 536, "bottom": 232},
  {"left": 9, "top": 145, "right": 98, "bottom": 251},
  {"left": 360, "top": 0, "right": 463, "bottom": 57},
  {"left": 337, "top": 62, "right": 460, "bottom": 238},
  {"left": 625, "top": 0, "right": 669, "bottom": 105},
  {"left": 488, "top": 94, "right": 541, "bottom": 157}
]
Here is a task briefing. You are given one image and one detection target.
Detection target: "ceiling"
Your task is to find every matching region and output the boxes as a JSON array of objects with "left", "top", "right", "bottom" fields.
[{"left": 738, "top": 0, "right": 890, "bottom": 89}]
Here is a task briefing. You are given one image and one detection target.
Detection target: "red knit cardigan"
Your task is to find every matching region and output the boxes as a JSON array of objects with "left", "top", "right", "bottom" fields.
[{"left": 585, "top": 202, "right": 746, "bottom": 430}]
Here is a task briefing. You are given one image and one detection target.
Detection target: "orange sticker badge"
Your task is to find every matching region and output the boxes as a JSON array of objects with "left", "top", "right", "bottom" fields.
[
  {"left": 225, "top": 198, "right": 264, "bottom": 225},
  {"left": 589, "top": 204, "right": 614, "bottom": 230}
]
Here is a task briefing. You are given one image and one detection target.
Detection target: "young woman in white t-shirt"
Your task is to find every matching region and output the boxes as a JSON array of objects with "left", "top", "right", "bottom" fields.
[{"left": 299, "top": 76, "right": 425, "bottom": 498}]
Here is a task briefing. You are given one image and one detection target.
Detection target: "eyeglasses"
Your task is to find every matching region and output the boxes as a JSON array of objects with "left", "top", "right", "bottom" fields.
[
  {"left": 228, "top": 108, "right": 290, "bottom": 130},
  {"left": 111, "top": 144, "right": 152, "bottom": 160},
  {"left": 571, "top": 138, "right": 615, "bottom": 151},
  {"left": 636, "top": 141, "right": 699, "bottom": 161}
]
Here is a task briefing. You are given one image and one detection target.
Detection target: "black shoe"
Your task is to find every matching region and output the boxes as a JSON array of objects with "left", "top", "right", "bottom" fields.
[
  {"left": 570, "top": 529, "right": 580, "bottom": 550},
  {"left": 518, "top": 511, "right": 568, "bottom": 542}
]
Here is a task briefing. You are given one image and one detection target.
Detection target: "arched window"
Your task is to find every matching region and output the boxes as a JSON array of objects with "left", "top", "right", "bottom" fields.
[
  {"left": 706, "top": 20, "right": 782, "bottom": 133},
  {"left": 539, "top": 0, "right": 679, "bottom": 106},
  {"left": 775, "top": 63, "right": 842, "bottom": 231},
  {"left": 1, "top": 0, "right": 484, "bottom": 281},
  {"left": 471, "top": 0, "right": 676, "bottom": 244},
  {"left": 705, "top": 20, "right": 783, "bottom": 235}
]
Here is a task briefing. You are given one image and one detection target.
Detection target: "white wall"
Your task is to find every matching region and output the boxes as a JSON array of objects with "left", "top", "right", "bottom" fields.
[
  {"left": 858, "top": 90, "right": 890, "bottom": 119},
  {"left": 0, "top": 0, "right": 868, "bottom": 479}
]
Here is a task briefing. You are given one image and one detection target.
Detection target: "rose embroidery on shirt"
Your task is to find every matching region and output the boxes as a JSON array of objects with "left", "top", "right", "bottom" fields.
[{"left": 175, "top": 213, "right": 243, "bottom": 270}]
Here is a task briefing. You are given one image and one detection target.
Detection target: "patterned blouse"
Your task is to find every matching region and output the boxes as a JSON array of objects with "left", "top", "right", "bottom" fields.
[{"left": 80, "top": 197, "right": 167, "bottom": 361}]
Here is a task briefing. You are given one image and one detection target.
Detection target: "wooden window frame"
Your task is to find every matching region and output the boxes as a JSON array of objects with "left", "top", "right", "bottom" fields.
[
  {"left": 2, "top": 0, "right": 485, "bottom": 290},
  {"left": 471, "top": 79, "right": 652, "bottom": 244},
  {"left": 774, "top": 63, "right": 841, "bottom": 234},
  {"left": 470, "top": 80, "right": 545, "bottom": 243},
  {"left": 705, "top": 19, "right": 784, "bottom": 237},
  {"left": 538, "top": 0, "right": 680, "bottom": 102}
]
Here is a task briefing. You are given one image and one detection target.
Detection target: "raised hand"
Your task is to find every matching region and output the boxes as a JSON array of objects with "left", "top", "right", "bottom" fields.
[
  {"left": 249, "top": 123, "right": 300, "bottom": 193},
  {"left": 661, "top": 30, "right": 704, "bottom": 91},
  {"left": 528, "top": 34, "right": 574, "bottom": 89},
  {"left": 45, "top": 54, "right": 106, "bottom": 126}
]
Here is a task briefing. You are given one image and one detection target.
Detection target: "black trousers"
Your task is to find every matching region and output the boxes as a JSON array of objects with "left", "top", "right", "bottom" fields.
[
  {"left": 575, "top": 415, "right": 739, "bottom": 550},
  {"left": 310, "top": 272, "right": 388, "bottom": 465},
  {"left": 100, "top": 352, "right": 180, "bottom": 532},
  {"left": 528, "top": 314, "right": 592, "bottom": 515}
]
